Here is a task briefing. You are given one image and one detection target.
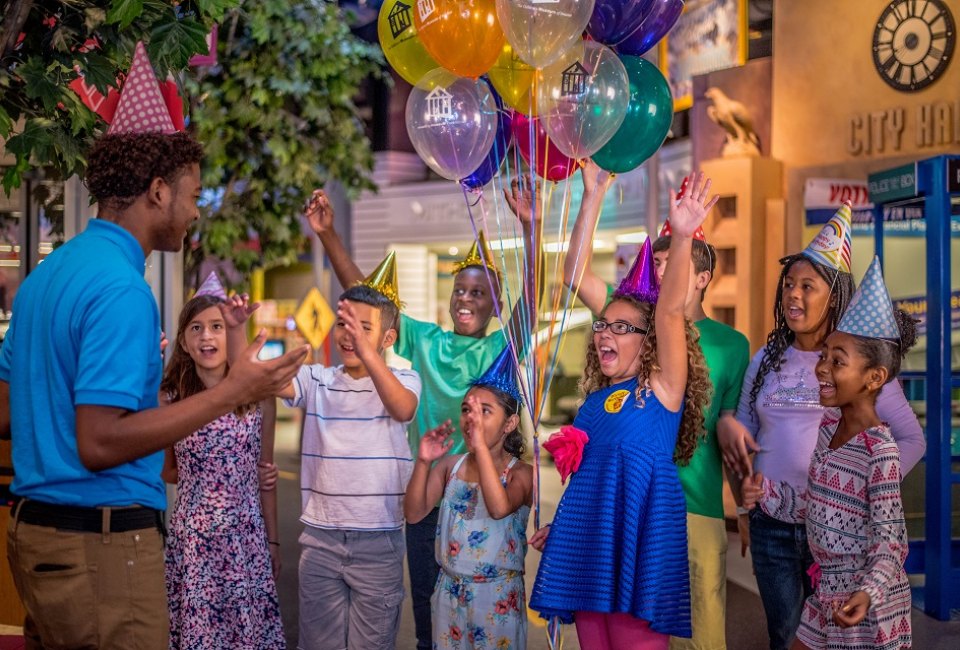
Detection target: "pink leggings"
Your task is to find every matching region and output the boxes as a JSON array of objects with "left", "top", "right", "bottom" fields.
[{"left": 574, "top": 611, "right": 668, "bottom": 650}]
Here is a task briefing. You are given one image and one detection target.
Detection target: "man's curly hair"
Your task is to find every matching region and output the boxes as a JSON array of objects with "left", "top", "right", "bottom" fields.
[
  {"left": 579, "top": 295, "right": 712, "bottom": 465},
  {"left": 85, "top": 133, "right": 204, "bottom": 212}
]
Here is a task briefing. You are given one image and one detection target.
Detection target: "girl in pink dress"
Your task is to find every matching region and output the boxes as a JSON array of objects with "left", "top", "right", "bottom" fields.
[{"left": 160, "top": 285, "right": 284, "bottom": 649}]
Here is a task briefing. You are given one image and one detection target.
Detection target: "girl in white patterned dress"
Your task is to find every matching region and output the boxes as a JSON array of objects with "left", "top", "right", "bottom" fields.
[
  {"left": 743, "top": 259, "right": 915, "bottom": 650},
  {"left": 404, "top": 347, "right": 533, "bottom": 650}
]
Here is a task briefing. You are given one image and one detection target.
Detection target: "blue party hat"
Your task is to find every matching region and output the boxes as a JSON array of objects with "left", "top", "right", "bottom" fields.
[
  {"left": 471, "top": 345, "right": 523, "bottom": 406},
  {"left": 837, "top": 257, "right": 899, "bottom": 340},
  {"left": 614, "top": 237, "right": 659, "bottom": 304},
  {"left": 195, "top": 271, "right": 227, "bottom": 300}
]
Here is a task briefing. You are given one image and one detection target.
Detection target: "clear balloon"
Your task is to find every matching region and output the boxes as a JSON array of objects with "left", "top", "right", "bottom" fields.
[
  {"left": 587, "top": 0, "right": 655, "bottom": 45},
  {"left": 495, "top": 0, "right": 596, "bottom": 68},
  {"left": 461, "top": 81, "right": 513, "bottom": 190},
  {"left": 592, "top": 55, "right": 673, "bottom": 174},
  {"left": 378, "top": 0, "right": 440, "bottom": 85},
  {"left": 405, "top": 69, "right": 499, "bottom": 181},
  {"left": 488, "top": 42, "right": 539, "bottom": 116},
  {"left": 414, "top": 0, "right": 505, "bottom": 78},
  {"left": 616, "top": 0, "right": 684, "bottom": 57},
  {"left": 537, "top": 40, "right": 629, "bottom": 159},
  {"left": 512, "top": 112, "right": 576, "bottom": 182}
]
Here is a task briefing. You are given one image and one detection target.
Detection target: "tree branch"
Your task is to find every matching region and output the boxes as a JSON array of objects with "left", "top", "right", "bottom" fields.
[{"left": 1, "top": 0, "right": 35, "bottom": 62}]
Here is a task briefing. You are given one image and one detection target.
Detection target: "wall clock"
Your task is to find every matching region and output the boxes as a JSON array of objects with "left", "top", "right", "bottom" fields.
[{"left": 872, "top": 0, "right": 955, "bottom": 91}]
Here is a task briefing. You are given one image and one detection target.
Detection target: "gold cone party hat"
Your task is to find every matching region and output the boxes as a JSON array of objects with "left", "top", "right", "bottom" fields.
[
  {"left": 452, "top": 231, "right": 500, "bottom": 279},
  {"left": 362, "top": 251, "right": 402, "bottom": 309}
]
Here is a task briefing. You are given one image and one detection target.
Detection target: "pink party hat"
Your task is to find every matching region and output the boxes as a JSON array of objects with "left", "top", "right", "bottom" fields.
[
  {"left": 801, "top": 201, "right": 853, "bottom": 274},
  {"left": 614, "top": 237, "right": 659, "bottom": 303},
  {"left": 195, "top": 272, "right": 227, "bottom": 300},
  {"left": 107, "top": 42, "right": 177, "bottom": 135}
]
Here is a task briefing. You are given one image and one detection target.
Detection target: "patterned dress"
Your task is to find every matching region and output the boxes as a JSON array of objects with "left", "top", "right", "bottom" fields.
[
  {"left": 760, "top": 414, "right": 911, "bottom": 650},
  {"left": 530, "top": 378, "right": 691, "bottom": 637},
  {"left": 165, "top": 407, "right": 285, "bottom": 649},
  {"left": 432, "top": 455, "right": 530, "bottom": 650}
]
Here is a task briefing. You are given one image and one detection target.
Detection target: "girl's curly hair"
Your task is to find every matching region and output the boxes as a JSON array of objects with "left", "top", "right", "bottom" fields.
[
  {"left": 747, "top": 254, "right": 855, "bottom": 415},
  {"left": 579, "top": 296, "right": 712, "bottom": 465}
]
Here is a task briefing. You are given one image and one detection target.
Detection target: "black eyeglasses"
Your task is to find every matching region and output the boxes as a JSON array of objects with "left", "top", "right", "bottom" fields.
[{"left": 592, "top": 320, "right": 648, "bottom": 335}]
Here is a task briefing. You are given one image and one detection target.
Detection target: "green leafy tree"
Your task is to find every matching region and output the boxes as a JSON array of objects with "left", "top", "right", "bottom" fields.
[
  {"left": 185, "top": 0, "right": 384, "bottom": 285},
  {"left": 0, "top": 0, "right": 233, "bottom": 192}
]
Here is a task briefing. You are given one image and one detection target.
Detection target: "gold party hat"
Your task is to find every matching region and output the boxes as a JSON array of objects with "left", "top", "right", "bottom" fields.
[
  {"left": 361, "top": 251, "right": 402, "bottom": 309},
  {"left": 452, "top": 231, "right": 500, "bottom": 278}
]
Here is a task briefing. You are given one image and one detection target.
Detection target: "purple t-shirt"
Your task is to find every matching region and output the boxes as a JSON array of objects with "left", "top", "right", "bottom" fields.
[{"left": 735, "top": 345, "right": 926, "bottom": 489}]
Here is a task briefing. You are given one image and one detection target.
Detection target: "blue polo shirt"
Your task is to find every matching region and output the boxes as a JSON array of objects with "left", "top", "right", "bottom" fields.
[{"left": 0, "top": 219, "right": 165, "bottom": 509}]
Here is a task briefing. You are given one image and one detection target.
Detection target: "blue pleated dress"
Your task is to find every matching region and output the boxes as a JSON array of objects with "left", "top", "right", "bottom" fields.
[{"left": 530, "top": 378, "right": 692, "bottom": 637}]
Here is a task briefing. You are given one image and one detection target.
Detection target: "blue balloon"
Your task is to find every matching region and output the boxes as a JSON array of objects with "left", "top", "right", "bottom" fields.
[
  {"left": 461, "top": 80, "right": 513, "bottom": 190},
  {"left": 587, "top": 0, "right": 656, "bottom": 45},
  {"left": 616, "top": 0, "right": 684, "bottom": 56}
]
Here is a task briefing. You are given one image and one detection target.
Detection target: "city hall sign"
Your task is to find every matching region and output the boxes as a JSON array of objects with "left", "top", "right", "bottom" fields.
[{"left": 847, "top": 100, "right": 960, "bottom": 156}]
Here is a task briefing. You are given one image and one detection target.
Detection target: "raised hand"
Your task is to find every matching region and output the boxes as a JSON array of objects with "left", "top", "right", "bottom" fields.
[
  {"left": 461, "top": 393, "right": 483, "bottom": 453},
  {"left": 224, "top": 330, "right": 309, "bottom": 405},
  {"left": 833, "top": 591, "right": 870, "bottom": 628},
  {"left": 304, "top": 189, "right": 334, "bottom": 235},
  {"left": 581, "top": 159, "right": 613, "bottom": 197},
  {"left": 336, "top": 300, "right": 374, "bottom": 361},
  {"left": 529, "top": 525, "right": 550, "bottom": 552},
  {"left": 668, "top": 171, "right": 719, "bottom": 237},
  {"left": 220, "top": 293, "right": 259, "bottom": 329},
  {"left": 419, "top": 420, "right": 455, "bottom": 463},
  {"left": 503, "top": 176, "right": 541, "bottom": 227},
  {"left": 741, "top": 472, "right": 764, "bottom": 510}
]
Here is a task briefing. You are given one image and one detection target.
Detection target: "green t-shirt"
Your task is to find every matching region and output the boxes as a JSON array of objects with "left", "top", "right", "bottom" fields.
[
  {"left": 679, "top": 317, "right": 750, "bottom": 518},
  {"left": 393, "top": 314, "right": 507, "bottom": 457}
]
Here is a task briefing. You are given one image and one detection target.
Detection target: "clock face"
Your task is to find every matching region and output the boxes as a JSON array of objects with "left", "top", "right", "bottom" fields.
[{"left": 873, "top": 0, "right": 955, "bottom": 91}]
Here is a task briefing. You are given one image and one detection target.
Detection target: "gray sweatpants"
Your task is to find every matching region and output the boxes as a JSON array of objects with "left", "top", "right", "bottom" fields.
[{"left": 298, "top": 526, "right": 406, "bottom": 650}]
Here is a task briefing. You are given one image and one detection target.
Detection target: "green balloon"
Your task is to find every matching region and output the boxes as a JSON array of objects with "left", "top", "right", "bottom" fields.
[{"left": 592, "top": 55, "right": 673, "bottom": 174}]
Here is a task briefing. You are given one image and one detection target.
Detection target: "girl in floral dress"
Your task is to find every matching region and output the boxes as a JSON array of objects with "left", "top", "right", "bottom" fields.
[
  {"left": 404, "top": 346, "right": 533, "bottom": 650},
  {"left": 160, "top": 284, "right": 285, "bottom": 649},
  {"left": 743, "top": 258, "right": 915, "bottom": 650}
]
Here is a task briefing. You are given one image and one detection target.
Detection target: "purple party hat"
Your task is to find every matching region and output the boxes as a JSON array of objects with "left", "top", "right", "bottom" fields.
[
  {"left": 195, "top": 271, "right": 227, "bottom": 300},
  {"left": 837, "top": 257, "right": 900, "bottom": 340},
  {"left": 613, "top": 237, "right": 659, "bottom": 304},
  {"left": 471, "top": 344, "right": 523, "bottom": 406}
]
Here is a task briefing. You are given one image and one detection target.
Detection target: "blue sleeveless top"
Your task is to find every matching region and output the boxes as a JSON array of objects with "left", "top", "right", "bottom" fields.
[{"left": 530, "top": 378, "right": 692, "bottom": 637}]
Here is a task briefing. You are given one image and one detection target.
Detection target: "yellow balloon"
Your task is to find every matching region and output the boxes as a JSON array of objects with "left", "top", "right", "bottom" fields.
[
  {"left": 378, "top": 0, "right": 440, "bottom": 85},
  {"left": 488, "top": 42, "right": 539, "bottom": 116},
  {"left": 414, "top": 0, "right": 505, "bottom": 79}
]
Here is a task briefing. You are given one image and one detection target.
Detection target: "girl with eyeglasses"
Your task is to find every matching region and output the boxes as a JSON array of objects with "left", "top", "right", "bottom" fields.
[{"left": 528, "top": 172, "right": 718, "bottom": 649}]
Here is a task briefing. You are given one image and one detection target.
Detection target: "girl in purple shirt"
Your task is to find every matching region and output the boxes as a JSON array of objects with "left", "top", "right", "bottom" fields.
[{"left": 721, "top": 205, "right": 925, "bottom": 650}]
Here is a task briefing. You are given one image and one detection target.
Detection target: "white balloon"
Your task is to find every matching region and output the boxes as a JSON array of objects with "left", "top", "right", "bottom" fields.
[{"left": 496, "top": 0, "right": 596, "bottom": 68}]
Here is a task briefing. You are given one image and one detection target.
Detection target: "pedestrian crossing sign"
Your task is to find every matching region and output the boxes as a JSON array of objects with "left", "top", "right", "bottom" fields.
[{"left": 295, "top": 288, "right": 335, "bottom": 349}]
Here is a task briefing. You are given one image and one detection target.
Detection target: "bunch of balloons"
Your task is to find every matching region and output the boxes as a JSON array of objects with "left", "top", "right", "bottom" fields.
[{"left": 379, "top": 0, "right": 683, "bottom": 185}]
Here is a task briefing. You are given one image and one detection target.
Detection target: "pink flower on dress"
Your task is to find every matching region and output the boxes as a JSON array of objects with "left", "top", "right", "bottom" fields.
[
  {"left": 494, "top": 599, "right": 509, "bottom": 615},
  {"left": 448, "top": 541, "right": 460, "bottom": 557},
  {"left": 450, "top": 625, "right": 462, "bottom": 641},
  {"left": 543, "top": 425, "right": 589, "bottom": 484},
  {"left": 506, "top": 590, "right": 520, "bottom": 611}
]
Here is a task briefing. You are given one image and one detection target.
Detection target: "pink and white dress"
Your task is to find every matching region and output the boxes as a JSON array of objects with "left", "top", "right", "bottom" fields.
[{"left": 759, "top": 413, "right": 911, "bottom": 650}]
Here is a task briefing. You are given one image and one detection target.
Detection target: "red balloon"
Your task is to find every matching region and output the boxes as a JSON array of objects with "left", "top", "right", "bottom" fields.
[{"left": 512, "top": 113, "right": 576, "bottom": 182}]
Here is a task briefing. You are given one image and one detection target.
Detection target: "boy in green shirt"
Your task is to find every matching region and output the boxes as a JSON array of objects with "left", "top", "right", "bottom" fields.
[
  {"left": 564, "top": 162, "right": 750, "bottom": 650},
  {"left": 304, "top": 184, "right": 538, "bottom": 650}
]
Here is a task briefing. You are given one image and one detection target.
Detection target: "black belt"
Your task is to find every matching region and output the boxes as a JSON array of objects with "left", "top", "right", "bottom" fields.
[{"left": 14, "top": 499, "right": 163, "bottom": 534}]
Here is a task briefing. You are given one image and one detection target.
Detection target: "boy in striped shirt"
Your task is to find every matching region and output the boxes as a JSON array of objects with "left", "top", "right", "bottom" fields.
[{"left": 279, "top": 259, "right": 421, "bottom": 650}]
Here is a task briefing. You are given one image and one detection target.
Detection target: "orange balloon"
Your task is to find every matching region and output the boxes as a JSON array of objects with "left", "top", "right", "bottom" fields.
[
  {"left": 414, "top": 0, "right": 505, "bottom": 79},
  {"left": 488, "top": 42, "right": 538, "bottom": 116}
]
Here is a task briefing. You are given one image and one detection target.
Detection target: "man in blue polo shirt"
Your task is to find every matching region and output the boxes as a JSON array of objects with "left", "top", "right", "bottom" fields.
[{"left": 0, "top": 43, "right": 307, "bottom": 649}]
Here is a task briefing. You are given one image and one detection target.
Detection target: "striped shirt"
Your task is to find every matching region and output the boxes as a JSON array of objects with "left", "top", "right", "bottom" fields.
[{"left": 284, "top": 364, "right": 421, "bottom": 530}]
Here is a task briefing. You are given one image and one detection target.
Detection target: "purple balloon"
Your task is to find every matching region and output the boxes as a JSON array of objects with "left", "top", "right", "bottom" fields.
[
  {"left": 461, "top": 81, "right": 513, "bottom": 190},
  {"left": 587, "top": 0, "right": 656, "bottom": 45},
  {"left": 616, "top": 0, "right": 684, "bottom": 56}
]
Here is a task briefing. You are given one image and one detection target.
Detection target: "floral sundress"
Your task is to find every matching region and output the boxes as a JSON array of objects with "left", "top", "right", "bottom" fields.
[{"left": 432, "top": 454, "right": 529, "bottom": 650}]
